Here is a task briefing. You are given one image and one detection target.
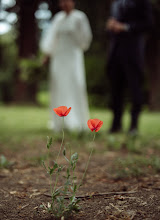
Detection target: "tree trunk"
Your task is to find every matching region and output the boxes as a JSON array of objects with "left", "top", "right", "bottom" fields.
[
  {"left": 14, "top": 0, "right": 38, "bottom": 104},
  {"left": 146, "top": 2, "right": 160, "bottom": 111},
  {"left": 147, "top": 38, "right": 160, "bottom": 110}
]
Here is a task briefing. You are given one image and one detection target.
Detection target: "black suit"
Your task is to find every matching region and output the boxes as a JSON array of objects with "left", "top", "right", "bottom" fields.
[{"left": 107, "top": 0, "right": 153, "bottom": 131}]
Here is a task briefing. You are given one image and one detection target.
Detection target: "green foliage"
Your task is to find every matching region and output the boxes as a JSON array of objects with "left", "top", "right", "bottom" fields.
[
  {"left": 42, "top": 114, "right": 95, "bottom": 218},
  {"left": 0, "top": 33, "right": 17, "bottom": 83},
  {"left": 19, "top": 57, "right": 47, "bottom": 84},
  {"left": 85, "top": 52, "right": 109, "bottom": 107},
  {"left": 47, "top": 136, "right": 53, "bottom": 149},
  {"left": 114, "top": 155, "right": 160, "bottom": 179},
  {"left": 0, "top": 155, "right": 13, "bottom": 169},
  {"left": 0, "top": 33, "right": 17, "bottom": 101},
  {"left": 43, "top": 137, "right": 82, "bottom": 218},
  {"left": 0, "top": 33, "right": 47, "bottom": 103}
]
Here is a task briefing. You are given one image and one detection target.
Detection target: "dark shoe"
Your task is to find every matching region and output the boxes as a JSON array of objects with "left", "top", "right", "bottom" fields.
[
  {"left": 109, "top": 126, "right": 122, "bottom": 134},
  {"left": 109, "top": 114, "right": 122, "bottom": 134},
  {"left": 128, "top": 127, "right": 138, "bottom": 136},
  {"left": 129, "top": 111, "right": 140, "bottom": 134}
]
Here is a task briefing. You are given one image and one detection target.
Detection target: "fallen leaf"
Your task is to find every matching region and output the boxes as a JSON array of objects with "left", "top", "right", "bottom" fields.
[{"left": 10, "top": 191, "right": 17, "bottom": 195}]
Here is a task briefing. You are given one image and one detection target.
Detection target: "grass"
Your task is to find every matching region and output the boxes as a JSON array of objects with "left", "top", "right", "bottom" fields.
[
  {"left": 0, "top": 104, "right": 160, "bottom": 153},
  {"left": 0, "top": 105, "right": 160, "bottom": 139},
  {"left": 0, "top": 103, "right": 160, "bottom": 178},
  {"left": 114, "top": 155, "right": 160, "bottom": 178}
]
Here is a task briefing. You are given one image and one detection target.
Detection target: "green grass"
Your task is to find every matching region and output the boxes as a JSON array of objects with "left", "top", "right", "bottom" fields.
[
  {"left": 0, "top": 104, "right": 160, "bottom": 178},
  {"left": 113, "top": 155, "right": 160, "bottom": 179},
  {"left": 0, "top": 105, "right": 160, "bottom": 140},
  {"left": 0, "top": 104, "right": 159, "bottom": 155}
]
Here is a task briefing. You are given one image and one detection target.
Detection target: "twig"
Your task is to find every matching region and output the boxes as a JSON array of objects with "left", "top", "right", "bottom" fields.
[{"left": 43, "top": 191, "right": 137, "bottom": 199}]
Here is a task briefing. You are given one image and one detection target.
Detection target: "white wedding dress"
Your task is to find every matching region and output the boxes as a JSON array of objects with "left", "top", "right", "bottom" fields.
[{"left": 41, "top": 9, "right": 92, "bottom": 131}]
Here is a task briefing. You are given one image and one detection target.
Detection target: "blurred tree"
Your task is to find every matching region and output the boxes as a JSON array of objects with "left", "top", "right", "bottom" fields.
[
  {"left": 146, "top": 0, "right": 160, "bottom": 110},
  {"left": 0, "top": 35, "right": 17, "bottom": 103},
  {"left": 5, "top": 0, "right": 58, "bottom": 104},
  {"left": 15, "top": 0, "right": 38, "bottom": 103},
  {"left": 1, "top": 0, "right": 160, "bottom": 109}
]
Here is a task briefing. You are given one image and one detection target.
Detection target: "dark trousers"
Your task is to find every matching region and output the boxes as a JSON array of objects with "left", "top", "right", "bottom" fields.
[{"left": 108, "top": 46, "right": 144, "bottom": 130}]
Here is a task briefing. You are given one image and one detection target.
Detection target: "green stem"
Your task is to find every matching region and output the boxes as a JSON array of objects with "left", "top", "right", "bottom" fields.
[
  {"left": 56, "top": 117, "right": 65, "bottom": 163},
  {"left": 43, "top": 159, "right": 53, "bottom": 196},
  {"left": 50, "top": 175, "right": 53, "bottom": 195},
  {"left": 72, "top": 168, "right": 76, "bottom": 196},
  {"left": 78, "top": 132, "right": 96, "bottom": 189},
  {"left": 53, "top": 117, "right": 65, "bottom": 194},
  {"left": 92, "top": 132, "right": 96, "bottom": 142},
  {"left": 53, "top": 173, "right": 59, "bottom": 195},
  {"left": 46, "top": 142, "right": 53, "bottom": 196}
]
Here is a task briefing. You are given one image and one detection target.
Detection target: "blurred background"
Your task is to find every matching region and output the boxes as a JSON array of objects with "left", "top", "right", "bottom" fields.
[
  {"left": 0, "top": 0, "right": 160, "bottom": 109},
  {"left": 0, "top": 0, "right": 160, "bottom": 142},
  {"left": 0, "top": 0, "right": 160, "bottom": 188}
]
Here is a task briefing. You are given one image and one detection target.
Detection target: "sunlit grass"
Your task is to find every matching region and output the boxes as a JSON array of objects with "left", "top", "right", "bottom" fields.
[
  {"left": 0, "top": 103, "right": 160, "bottom": 178},
  {"left": 0, "top": 105, "right": 160, "bottom": 140}
]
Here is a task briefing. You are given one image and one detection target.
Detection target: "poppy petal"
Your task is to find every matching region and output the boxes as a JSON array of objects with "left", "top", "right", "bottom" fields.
[
  {"left": 87, "top": 119, "right": 103, "bottom": 132},
  {"left": 87, "top": 119, "right": 95, "bottom": 132},
  {"left": 95, "top": 121, "right": 103, "bottom": 132},
  {"left": 53, "top": 108, "right": 63, "bottom": 117},
  {"left": 64, "top": 107, "right": 71, "bottom": 116},
  {"left": 53, "top": 106, "right": 71, "bottom": 117},
  {"left": 92, "top": 119, "right": 101, "bottom": 128},
  {"left": 59, "top": 106, "right": 68, "bottom": 116}
]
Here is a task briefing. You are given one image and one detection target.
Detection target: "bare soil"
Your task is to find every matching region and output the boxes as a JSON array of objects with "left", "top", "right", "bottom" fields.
[{"left": 1, "top": 141, "right": 160, "bottom": 220}]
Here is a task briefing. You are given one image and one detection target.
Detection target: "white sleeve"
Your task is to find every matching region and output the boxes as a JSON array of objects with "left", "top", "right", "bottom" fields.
[
  {"left": 74, "top": 13, "right": 92, "bottom": 51},
  {"left": 40, "top": 15, "right": 59, "bottom": 56}
]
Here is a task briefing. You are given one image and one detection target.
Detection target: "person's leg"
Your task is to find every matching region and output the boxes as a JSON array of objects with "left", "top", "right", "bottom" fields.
[
  {"left": 124, "top": 60, "right": 144, "bottom": 132},
  {"left": 108, "top": 59, "right": 125, "bottom": 133}
]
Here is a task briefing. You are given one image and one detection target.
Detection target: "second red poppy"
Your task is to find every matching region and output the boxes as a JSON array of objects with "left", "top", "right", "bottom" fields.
[{"left": 87, "top": 119, "right": 103, "bottom": 132}]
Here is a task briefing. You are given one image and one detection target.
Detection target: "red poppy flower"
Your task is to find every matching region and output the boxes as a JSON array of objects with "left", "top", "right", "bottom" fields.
[
  {"left": 87, "top": 119, "right": 103, "bottom": 132},
  {"left": 53, "top": 106, "right": 71, "bottom": 117}
]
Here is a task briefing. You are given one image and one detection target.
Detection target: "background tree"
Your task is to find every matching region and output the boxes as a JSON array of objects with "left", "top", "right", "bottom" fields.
[
  {"left": 146, "top": 0, "right": 160, "bottom": 110},
  {"left": 0, "top": 0, "right": 160, "bottom": 109}
]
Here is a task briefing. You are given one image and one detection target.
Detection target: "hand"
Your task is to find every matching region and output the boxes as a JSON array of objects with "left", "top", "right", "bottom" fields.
[
  {"left": 106, "top": 18, "right": 127, "bottom": 33},
  {"left": 42, "top": 56, "right": 50, "bottom": 66},
  {"left": 106, "top": 18, "right": 117, "bottom": 31},
  {"left": 112, "top": 21, "right": 127, "bottom": 33}
]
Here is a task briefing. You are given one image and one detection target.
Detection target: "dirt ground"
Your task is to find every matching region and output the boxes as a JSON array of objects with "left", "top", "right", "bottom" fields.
[{"left": 1, "top": 141, "right": 160, "bottom": 220}]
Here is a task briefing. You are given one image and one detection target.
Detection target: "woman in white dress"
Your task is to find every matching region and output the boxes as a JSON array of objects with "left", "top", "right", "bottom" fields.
[{"left": 41, "top": 0, "right": 92, "bottom": 131}]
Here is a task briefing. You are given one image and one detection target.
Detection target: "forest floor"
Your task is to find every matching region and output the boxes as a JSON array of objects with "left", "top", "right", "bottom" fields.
[{"left": 0, "top": 106, "right": 160, "bottom": 220}]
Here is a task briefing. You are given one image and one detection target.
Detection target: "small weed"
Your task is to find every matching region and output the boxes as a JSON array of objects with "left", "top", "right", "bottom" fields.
[
  {"left": 0, "top": 155, "right": 14, "bottom": 169},
  {"left": 42, "top": 108, "right": 103, "bottom": 218},
  {"left": 114, "top": 155, "right": 160, "bottom": 179},
  {"left": 26, "top": 154, "right": 49, "bottom": 166}
]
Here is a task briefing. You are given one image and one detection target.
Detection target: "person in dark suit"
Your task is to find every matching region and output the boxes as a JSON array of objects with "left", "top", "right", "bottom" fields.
[{"left": 106, "top": 0, "right": 153, "bottom": 133}]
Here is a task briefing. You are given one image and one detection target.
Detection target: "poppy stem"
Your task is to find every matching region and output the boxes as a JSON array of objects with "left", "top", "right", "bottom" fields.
[
  {"left": 53, "top": 118, "right": 65, "bottom": 195},
  {"left": 78, "top": 132, "right": 96, "bottom": 189},
  {"left": 93, "top": 132, "right": 96, "bottom": 142},
  {"left": 56, "top": 117, "right": 65, "bottom": 163}
]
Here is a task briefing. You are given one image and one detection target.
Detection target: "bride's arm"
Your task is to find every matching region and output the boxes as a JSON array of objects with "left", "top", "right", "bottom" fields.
[
  {"left": 40, "top": 13, "right": 61, "bottom": 57},
  {"left": 74, "top": 12, "right": 93, "bottom": 51}
]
